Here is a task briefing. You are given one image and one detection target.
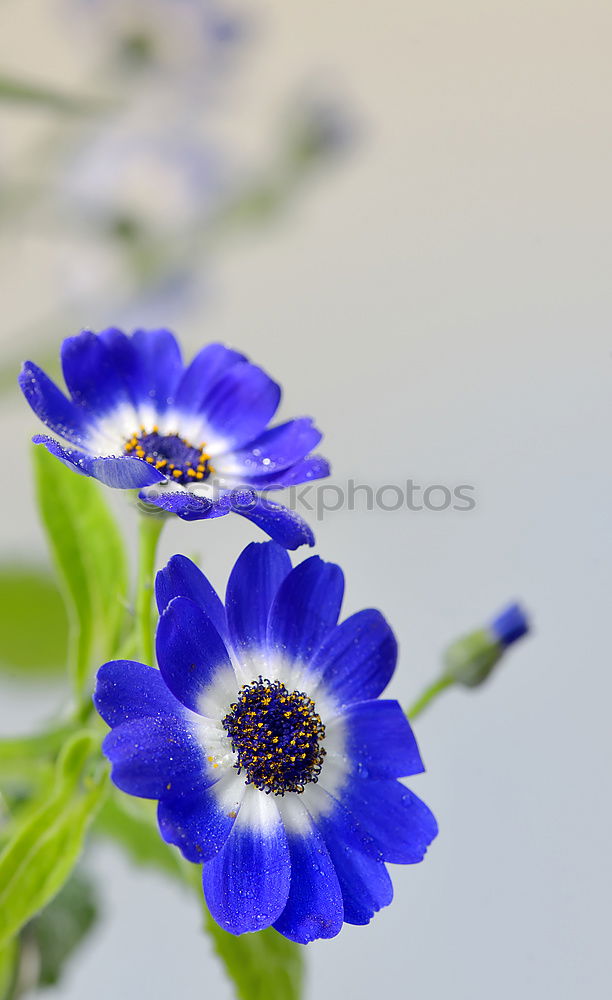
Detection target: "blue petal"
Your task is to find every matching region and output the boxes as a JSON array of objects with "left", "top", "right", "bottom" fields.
[
  {"left": 174, "top": 342, "right": 247, "bottom": 415},
  {"left": 273, "top": 820, "right": 343, "bottom": 943},
  {"left": 156, "top": 596, "right": 234, "bottom": 715},
  {"left": 140, "top": 487, "right": 255, "bottom": 521},
  {"left": 95, "top": 328, "right": 183, "bottom": 414},
  {"left": 235, "top": 455, "right": 330, "bottom": 490},
  {"left": 336, "top": 779, "right": 438, "bottom": 864},
  {"left": 155, "top": 554, "right": 228, "bottom": 641},
  {"left": 267, "top": 556, "right": 344, "bottom": 662},
  {"left": 202, "top": 792, "right": 291, "bottom": 934},
  {"left": 33, "top": 435, "right": 165, "bottom": 488},
  {"left": 235, "top": 498, "right": 316, "bottom": 549},
  {"left": 218, "top": 418, "right": 322, "bottom": 478},
  {"left": 309, "top": 609, "right": 397, "bottom": 704},
  {"left": 310, "top": 795, "right": 393, "bottom": 924},
  {"left": 489, "top": 602, "right": 529, "bottom": 648},
  {"left": 94, "top": 660, "right": 184, "bottom": 727},
  {"left": 321, "top": 839, "right": 392, "bottom": 926},
  {"left": 19, "top": 362, "right": 94, "bottom": 447},
  {"left": 225, "top": 541, "right": 291, "bottom": 658},
  {"left": 61, "top": 330, "right": 134, "bottom": 418},
  {"left": 158, "top": 775, "right": 242, "bottom": 863},
  {"left": 337, "top": 700, "right": 424, "bottom": 778},
  {"left": 102, "top": 716, "right": 207, "bottom": 799},
  {"left": 307, "top": 784, "right": 381, "bottom": 859},
  {"left": 130, "top": 329, "right": 183, "bottom": 414},
  {"left": 201, "top": 362, "right": 281, "bottom": 450},
  {"left": 96, "top": 328, "right": 142, "bottom": 410}
]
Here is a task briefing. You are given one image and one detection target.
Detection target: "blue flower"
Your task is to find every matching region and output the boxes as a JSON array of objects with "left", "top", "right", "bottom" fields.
[
  {"left": 489, "top": 602, "right": 529, "bottom": 648},
  {"left": 19, "top": 329, "right": 329, "bottom": 548},
  {"left": 93, "top": 542, "right": 437, "bottom": 942}
]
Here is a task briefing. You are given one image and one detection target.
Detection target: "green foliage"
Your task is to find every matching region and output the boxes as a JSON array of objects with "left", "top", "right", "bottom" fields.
[
  {"left": 0, "top": 725, "right": 71, "bottom": 826},
  {"left": 0, "top": 564, "right": 68, "bottom": 674},
  {"left": 94, "top": 792, "right": 184, "bottom": 880},
  {"left": 0, "top": 732, "right": 107, "bottom": 947},
  {"left": 0, "top": 74, "right": 107, "bottom": 113},
  {"left": 203, "top": 913, "right": 304, "bottom": 1000},
  {"left": 0, "top": 937, "right": 17, "bottom": 1000},
  {"left": 33, "top": 445, "right": 129, "bottom": 695},
  {"left": 27, "top": 868, "right": 98, "bottom": 988}
]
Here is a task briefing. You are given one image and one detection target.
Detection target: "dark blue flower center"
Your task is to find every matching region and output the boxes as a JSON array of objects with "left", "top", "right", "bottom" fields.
[
  {"left": 124, "top": 428, "right": 213, "bottom": 485},
  {"left": 222, "top": 678, "right": 326, "bottom": 796}
]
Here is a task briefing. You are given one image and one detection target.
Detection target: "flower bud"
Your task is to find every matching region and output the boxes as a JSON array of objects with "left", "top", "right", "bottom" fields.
[{"left": 443, "top": 603, "right": 529, "bottom": 688}]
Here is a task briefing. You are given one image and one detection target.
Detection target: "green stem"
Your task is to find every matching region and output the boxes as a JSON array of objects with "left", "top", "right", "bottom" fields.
[
  {"left": 406, "top": 675, "right": 453, "bottom": 722},
  {"left": 136, "top": 514, "right": 165, "bottom": 666}
]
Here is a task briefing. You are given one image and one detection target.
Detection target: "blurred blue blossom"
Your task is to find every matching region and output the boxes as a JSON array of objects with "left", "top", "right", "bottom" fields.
[{"left": 67, "top": 0, "right": 247, "bottom": 94}]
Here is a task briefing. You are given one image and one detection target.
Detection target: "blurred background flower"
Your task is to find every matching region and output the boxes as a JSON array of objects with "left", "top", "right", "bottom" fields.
[{"left": 0, "top": 0, "right": 355, "bottom": 377}]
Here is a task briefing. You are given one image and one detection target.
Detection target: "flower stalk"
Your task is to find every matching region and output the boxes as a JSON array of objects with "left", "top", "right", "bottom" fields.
[{"left": 135, "top": 513, "right": 165, "bottom": 666}]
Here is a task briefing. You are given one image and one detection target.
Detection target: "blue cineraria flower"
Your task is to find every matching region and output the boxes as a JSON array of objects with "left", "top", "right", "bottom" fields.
[
  {"left": 19, "top": 330, "right": 328, "bottom": 548},
  {"left": 94, "top": 542, "right": 437, "bottom": 943}
]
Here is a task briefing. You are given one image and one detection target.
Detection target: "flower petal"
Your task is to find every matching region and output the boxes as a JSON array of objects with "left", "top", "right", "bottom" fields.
[
  {"left": 155, "top": 554, "right": 228, "bottom": 641},
  {"left": 225, "top": 541, "right": 291, "bottom": 670},
  {"left": 61, "top": 330, "right": 134, "bottom": 419},
  {"left": 334, "top": 779, "right": 438, "bottom": 864},
  {"left": 267, "top": 556, "right": 344, "bottom": 663},
  {"left": 223, "top": 455, "right": 330, "bottom": 490},
  {"left": 130, "top": 328, "right": 183, "bottom": 416},
  {"left": 140, "top": 486, "right": 254, "bottom": 521},
  {"left": 94, "top": 660, "right": 185, "bottom": 727},
  {"left": 33, "top": 435, "right": 165, "bottom": 488},
  {"left": 301, "top": 782, "right": 381, "bottom": 859},
  {"left": 304, "top": 786, "right": 394, "bottom": 923},
  {"left": 19, "top": 361, "right": 94, "bottom": 448},
  {"left": 96, "top": 327, "right": 140, "bottom": 410},
  {"left": 102, "top": 716, "right": 208, "bottom": 799},
  {"left": 200, "top": 362, "right": 281, "bottom": 453},
  {"left": 215, "top": 418, "right": 322, "bottom": 479},
  {"left": 158, "top": 769, "right": 245, "bottom": 863},
  {"left": 235, "top": 498, "right": 315, "bottom": 549},
  {"left": 328, "top": 700, "right": 425, "bottom": 779},
  {"left": 320, "top": 837, "right": 392, "bottom": 926},
  {"left": 308, "top": 609, "right": 397, "bottom": 705},
  {"left": 202, "top": 788, "right": 291, "bottom": 934},
  {"left": 273, "top": 801, "right": 343, "bottom": 943},
  {"left": 174, "top": 342, "right": 247, "bottom": 416},
  {"left": 156, "top": 596, "right": 236, "bottom": 716}
]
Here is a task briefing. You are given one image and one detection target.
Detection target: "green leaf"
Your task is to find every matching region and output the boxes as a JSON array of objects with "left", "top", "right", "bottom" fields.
[
  {"left": 26, "top": 868, "right": 98, "bottom": 988},
  {"left": 0, "top": 564, "right": 68, "bottom": 674},
  {"left": 203, "top": 912, "right": 304, "bottom": 1000},
  {"left": 0, "top": 74, "right": 108, "bottom": 114},
  {"left": 94, "top": 793, "right": 183, "bottom": 879},
  {"left": 0, "top": 724, "right": 76, "bottom": 807},
  {"left": 0, "top": 732, "right": 107, "bottom": 947},
  {"left": 0, "top": 937, "right": 17, "bottom": 1000},
  {"left": 33, "top": 445, "right": 129, "bottom": 695}
]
